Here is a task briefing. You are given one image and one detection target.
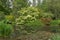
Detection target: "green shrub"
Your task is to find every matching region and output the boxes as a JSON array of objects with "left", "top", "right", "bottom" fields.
[
  {"left": 24, "top": 20, "right": 45, "bottom": 33},
  {"left": 49, "top": 20, "right": 60, "bottom": 32},
  {"left": 16, "top": 7, "right": 41, "bottom": 25},
  {"left": 0, "top": 21, "right": 13, "bottom": 37},
  {"left": 15, "top": 20, "right": 45, "bottom": 34},
  {"left": 18, "top": 7, "right": 40, "bottom": 17},
  {"left": 50, "top": 20, "right": 60, "bottom": 26}
]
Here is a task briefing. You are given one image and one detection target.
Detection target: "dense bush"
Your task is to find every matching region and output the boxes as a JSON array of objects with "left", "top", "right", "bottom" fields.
[
  {"left": 15, "top": 7, "right": 55, "bottom": 33},
  {"left": 24, "top": 20, "right": 45, "bottom": 32},
  {"left": 16, "top": 7, "right": 54, "bottom": 25},
  {"left": 15, "top": 7, "right": 46, "bottom": 33},
  {"left": 16, "top": 7, "right": 41, "bottom": 25},
  {"left": 49, "top": 20, "right": 60, "bottom": 32},
  {"left": 50, "top": 20, "right": 60, "bottom": 26},
  {"left": 0, "top": 21, "right": 13, "bottom": 37},
  {"left": 15, "top": 19, "right": 45, "bottom": 34}
]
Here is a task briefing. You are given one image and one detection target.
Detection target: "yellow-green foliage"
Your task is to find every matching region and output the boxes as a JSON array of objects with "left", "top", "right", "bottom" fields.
[
  {"left": 16, "top": 7, "right": 41, "bottom": 25},
  {"left": 5, "top": 15, "right": 15, "bottom": 21},
  {"left": 18, "top": 7, "right": 41, "bottom": 17}
]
